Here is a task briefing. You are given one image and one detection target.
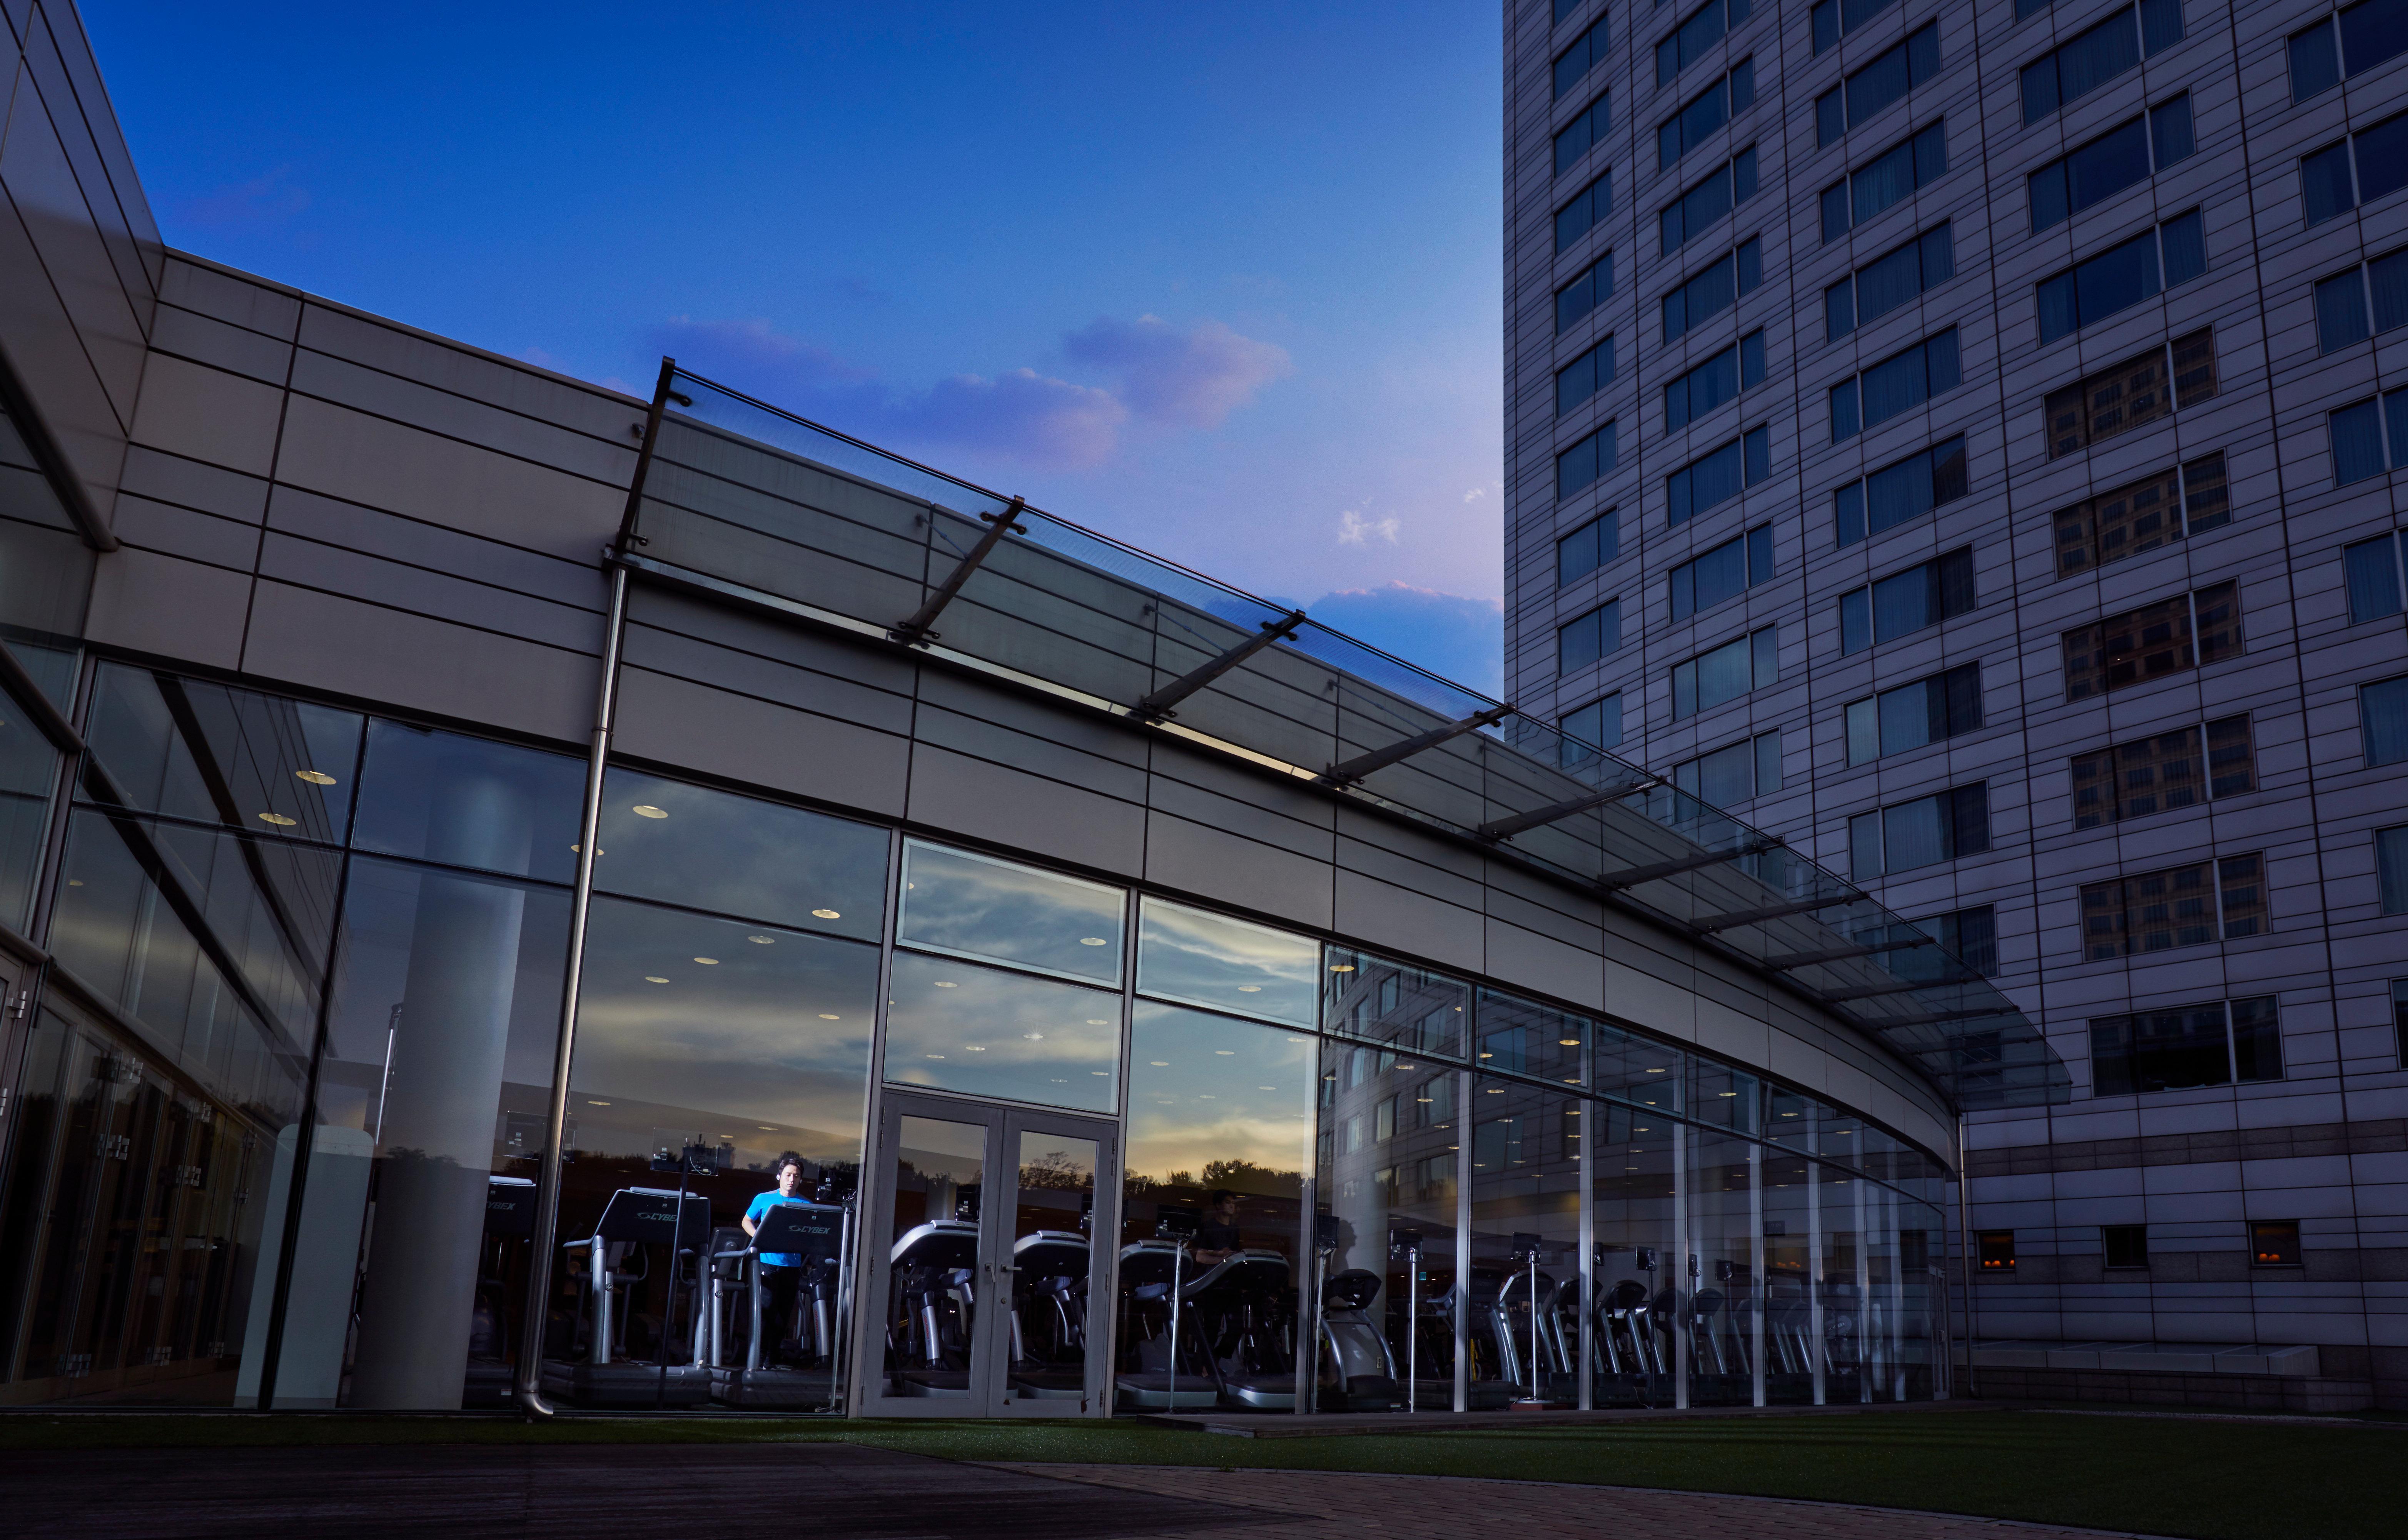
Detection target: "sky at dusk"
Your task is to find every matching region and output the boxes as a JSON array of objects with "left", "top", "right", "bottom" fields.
[{"left": 81, "top": 2, "right": 1509, "bottom": 691}]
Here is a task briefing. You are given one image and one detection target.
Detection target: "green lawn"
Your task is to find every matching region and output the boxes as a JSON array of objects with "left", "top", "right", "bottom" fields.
[{"left": 1, "top": 1408, "right": 2399, "bottom": 1540}]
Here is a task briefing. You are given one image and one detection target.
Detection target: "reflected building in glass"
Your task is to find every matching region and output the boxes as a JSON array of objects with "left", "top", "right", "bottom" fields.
[{"left": 11, "top": 0, "right": 2362, "bottom": 1427}]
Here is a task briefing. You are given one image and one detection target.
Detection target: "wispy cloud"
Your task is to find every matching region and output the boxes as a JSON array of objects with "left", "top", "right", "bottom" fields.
[
  {"left": 1336, "top": 506, "right": 1398, "bottom": 545},
  {"left": 1304, "top": 582, "right": 1503, "bottom": 695},
  {"left": 176, "top": 166, "right": 309, "bottom": 228},
  {"left": 650, "top": 312, "right": 1285, "bottom": 471}
]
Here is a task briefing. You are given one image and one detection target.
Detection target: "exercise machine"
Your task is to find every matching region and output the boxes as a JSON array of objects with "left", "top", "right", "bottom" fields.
[
  {"left": 883, "top": 1216, "right": 980, "bottom": 1397},
  {"left": 1005, "top": 1227, "right": 1090, "bottom": 1402},
  {"left": 708, "top": 1195, "right": 849, "bottom": 1409},
  {"left": 1314, "top": 1263, "right": 1401, "bottom": 1411},
  {"left": 542, "top": 1183, "right": 713, "bottom": 1406},
  {"left": 1182, "top": 1249, "right": 1298, "bottom": 1410},
  {"left": 1113, "top": 1208, "right": 1217, "bottom": 1411},
  {"left": 462, "top": 1174, "right": 536, "bottom": 1407}
]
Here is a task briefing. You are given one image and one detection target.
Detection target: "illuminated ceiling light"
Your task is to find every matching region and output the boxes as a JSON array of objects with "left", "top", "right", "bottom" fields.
[
  {"left": 1024, "top": 1032, "right": 1045, "bottom": 1041},
  {"left": 1258, "top": 1085, "right": 1276, "bottom": 1091},
  {"left": 1214, "top": 1049, "right": 1235, "bottom": 1056},
  {"left": 759, "top": 1126, "right": 777, "bottom": 1131},
  {"left": 1485, "top": 1088, "right": 1504, "bottom": 1095},
  {"left": 812, "top": 909, "right": 840, "bottom": 920},
  {"left": 748, "top": 934, "right": 776, "bottom": 945},
  {"left": 1090, "top": 1070, "right": 1109, "bottom": 1076},
  {"left": 1416, "top": 1098, "right": 1432, "bottom": 1104},
  {"left": 587, "top": 1100, "right": 612, "bottom": 1106},
  {"left": 1719, "top": 1091, "right": 1738, "bottom": 1097},
  {"left": 926, "top": 1054, "right": 945, "bottom": 1059},
  {"left": 631, "top": 805, "right": 668, "bottom": 819},
  {"left": 1078, "top": 937, "right": 1108, "bottom": 947},
  {"left": 67, "top": 879, "right": 81, "bottom": 887},
  {"left": 1647, "top": 1067, "right": 1667, "bottom": 1073},
  {"left": 1329, "top": 964, "right": 1355, "bottom": 973},
  {"left": 569, "top": 844, "right": 603, "bottom": 855},
  {"left": 1087, "top": 1019, "right": 1111, "bottom": 1026},
  {"left": 965, "top": 1046, "right": 986, "bottom": 1052},
  {"left": 1558, "top": 1039, "right": 1580, "bottom": 1046},
  {"left": 1478, "top": 1052, "right": 1493, "bottom": 1059},
  {"left": 818, "top": 1013, "right": 840, "bottom": 1021},
  {"left": 258, "top": 813, "right": 297, "bottom": 826},
  {"left": 694, "top": 957, "right": 720, "bottom": 965},
  {"left": 1781, "top": 1111, "right": 1799, "bottom": 1118},
  {"left": 934, "top": 981, "right": 959, "bottom": 988},
  {"left": 296, "top": 770, "right": 337, "bottom": 785},
  {"left": 1149, "top": 1061, "right": 1169, "bottom": 1067},
  {"left": 644, "top": 976, "right": 670, "bottom": 984},
  {"left": 1237, "top": 985, "right": 1262, "bottom": 993}
]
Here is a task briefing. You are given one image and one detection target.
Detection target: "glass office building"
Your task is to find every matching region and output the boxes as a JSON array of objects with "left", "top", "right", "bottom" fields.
[
  {"left": 0, "top": 2, "right": 2014, "bottom": 1417},
  {"left": 1510, "top": 0, "right": 2408, "bottom": 1410}
]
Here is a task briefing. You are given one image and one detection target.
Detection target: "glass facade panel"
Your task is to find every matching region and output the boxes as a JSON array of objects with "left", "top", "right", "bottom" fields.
[
  {"left": 1315, "top": 1042, "right": 1459, "bottom": 1411},
  {"left": 86, "top": 664, "right": 364, "bottom": 845},
  {"left": 1590, "top": 1103, "right": 1675, "bottom": 1406},
  {"left": 591, "top": 768, "right": 887, "bottom": 942},
  {"left": 883, "top": 952, "right": 1122, "bottom": 1113},
  {"left": 1137, "top": 898, "right": 1320, "bottom": 1026},
  {"left": 1323, "top": 948, "right": 1468, "bottom": 1058},
  {"left": 0, "top": 677, "right": 58, "bottom": 933},
  {"left": 898, "top": 840, "right": 1126, "bottom": 985},
  {"left": 1467, "top": 1076, "right": 1581, "bottom": 1407},
  {"left": 350, "top": 721, "right": 584, "bottom": 884}
]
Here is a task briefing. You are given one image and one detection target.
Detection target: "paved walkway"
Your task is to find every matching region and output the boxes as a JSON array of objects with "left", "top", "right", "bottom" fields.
[{"left": 994, "top": 1463, "right": 2181, "bottom": 1540}]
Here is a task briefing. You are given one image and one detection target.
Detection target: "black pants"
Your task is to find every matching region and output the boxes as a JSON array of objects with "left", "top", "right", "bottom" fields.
[{"left": 762, "top": 1265, "right": 802, "bottom": 1356}]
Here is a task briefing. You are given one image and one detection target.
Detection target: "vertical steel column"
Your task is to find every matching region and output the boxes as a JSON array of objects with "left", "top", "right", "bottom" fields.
[
  {"left": 1671, "top": 1119, "right": 1688, "bottom": 1410},
  {"left": 1855, "top": 1172, "right": 1871, "bottom": 1403},
  {"left": 1749, "top": 1141, "right": 1765, "bottom": 1408},
  {"left": 1807, "top": 1155, "right": 1825, "bottom": 1406},
  {"left": 1453, "top": 1067, "right": 1470, "bottom": 1414},
  {"left": 1955, "top": 1110, "right": 1976, "bottom": 1400},
  {"left": 1576, "top": 1094, "right": 1594, "bottom": 1412}
]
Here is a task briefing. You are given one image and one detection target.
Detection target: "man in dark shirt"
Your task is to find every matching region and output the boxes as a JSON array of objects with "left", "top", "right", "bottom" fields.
[{"left": 1191, "top": 1189, "right": 1242, "bottom": 1264}]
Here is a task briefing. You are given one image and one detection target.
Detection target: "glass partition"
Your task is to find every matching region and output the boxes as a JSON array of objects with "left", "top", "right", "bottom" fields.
[
  {"left": 1760, "top": 1147, "right": 1817, "bottom": 1403},
  {"left": 1466, "top": 1075, "right": 1582, "bottom": 1408},
  {"left": 883, "top": 953, "right": 1121, "bottom": 1112},
  {"left": 350, "top": 722, "right": 583, "bottom": 884},
  {"left": 592, "top": 768, "right": 887, "bottom": 943},
  {"left": 1590, "top": 1100, "right": 1675, "bottom": 1406},
  {"left": 1315, "top": 1044, "right": 1459, "bottom": 1411},
  {"left": 85, "top": 664, "right": 364, "bottom": 846},
  {"left": 1119, "top": 1003, "right": 1313, "bottom": 1413},
  {"left": 1323, "top": 947, "right": 1468, "bottom": 1059},
  {"left": 1135, "top": 897, "right": 1318, "bottom": 1026},
  {"left": 1684, "top": 1127, "right": 1760, "bottom": 1407}
]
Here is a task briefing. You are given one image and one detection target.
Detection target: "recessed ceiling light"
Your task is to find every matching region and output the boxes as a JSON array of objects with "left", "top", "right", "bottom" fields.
[
  {"left": 1078, "top": 936, "right": 1107, "bottom": 946},
  {"left": 1090, "top": 1070, "right": 1109, "bottom": 1076},
  {"left": 934, "top": 981, "right": 958, "bottom": 988},
  {"left": 1559, "top": 1038, "right": 1581, "bottom": 1046},
  {"left": 1025, "top": 1032, "right": 1045, "bottom": 1041},
  {"left": 926, "top": 1054, "right": 945, "bottom": 1059},
  {"left": 1149, "top": 1061, "right": 1169, "bottom": 1066},
  {"left": 296, "top": 770, "right": 336, "bottom": 785},
  {"left": 1237, "top": 985, "right": 1262, "bottom": 993},
  {"left": 813, "top": 909, "right": 840, "bottom": 920},
  {"left": 818, "top": 1013, "right": 840, "bottom": 1021},
  {"left": 631, "top": 805, "right": 668, "bottom": 819},
  {"left": 1329, "top": 964, "right": 1354, "bottom": 973},
  {"left": 1720, "top": 1091, "right": 1738, "bottom": 1097},
  {"left": 67, "top": 879, "right": 81, "bottom": 886},
  {"left": 1478, "top": 1052, "right": 1493, "bottom": 1059},
  {"left": 749, "top": 935, "right": 776, "bottom": 945},
  {"left": 695, "top": 957, "right": 720, "bottom": 965},
  {"left": 965, "top": 1046, "right": 986, "bottom": 1052},
  {"left": 258, "top": 813, "right": 296, "bottom": 826},
  {"left": 1259, "top": 1085, "right": 1276, "bottom": 1091},
  {"left": 644, "top": 976, "right": 670, "bottom": 984},
  {"left": 1214, "top": 1050, "right": 1234, "bottom": 1056},
  {"left": 587, "top": 1100, "right": 611, "bottom": 1106},
  {"left": 1087, "top": 1019, "right": 1110, "bottom": 1026},
  {"left": 1647, "top": 1067, "right": 1667, "bottom": 1073},
  {"left": 758, "top": 1126, "right": 777, "bottom": 1131}
]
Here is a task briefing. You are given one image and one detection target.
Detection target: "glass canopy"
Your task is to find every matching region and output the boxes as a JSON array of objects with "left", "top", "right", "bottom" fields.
[{"left": 623, "top": 369, "right": 2067, "bottom": 1111}]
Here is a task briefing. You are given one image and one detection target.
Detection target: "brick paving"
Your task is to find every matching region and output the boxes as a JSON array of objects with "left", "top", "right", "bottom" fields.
[{"left": 994, "top": 1462, "right": 2181, "bottom": 1540}]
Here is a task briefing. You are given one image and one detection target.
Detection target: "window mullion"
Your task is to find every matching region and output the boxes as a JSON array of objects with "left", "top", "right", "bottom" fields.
[{"left": 2224, "top": 1001, "right": 2240, "bottom": 1084}]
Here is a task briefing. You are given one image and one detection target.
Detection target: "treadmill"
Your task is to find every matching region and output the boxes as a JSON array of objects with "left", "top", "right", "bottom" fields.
[
  {"left": 883, "top": 1218, "right": 980, "bottom": 1397},
  {"left": 708, "top": 1197, "right": 849, "bottom": 1410},
  {"left": 1112, "top": 1238, "right": 1219, "bottom": 1410},
  {"left": 462, "top": 1174, "right": 535, "bottom": 1407},
  {"left": 541, "top": 1185, "right": 715, "bottom": 1406},
  {"left": 1005, "top": 1229, "right": 1090, "bottom": 1402},
  {"left": 1182, "top": 1249, "right": 1298, "bottom": 1410}
]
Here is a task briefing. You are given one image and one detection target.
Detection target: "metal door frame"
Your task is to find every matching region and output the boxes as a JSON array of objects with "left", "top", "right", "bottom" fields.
[{"left": 855, "top": 1089, "right": 1119, "bottom": 1418}]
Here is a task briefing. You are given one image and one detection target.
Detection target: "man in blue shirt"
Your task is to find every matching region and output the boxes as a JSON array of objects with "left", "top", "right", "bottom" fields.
[{"left": 742, "top": 1153, "right": 809, "bottom": 1363}]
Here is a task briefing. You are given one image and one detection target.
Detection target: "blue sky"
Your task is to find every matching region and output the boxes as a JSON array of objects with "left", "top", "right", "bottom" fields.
[{"left": 83, "top": 2, "right": 1509, "bottom": 691}]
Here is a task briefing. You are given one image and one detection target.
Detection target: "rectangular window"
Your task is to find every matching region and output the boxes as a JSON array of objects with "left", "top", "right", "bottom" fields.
[
  {"left": 1673, "top": 728, "right": 1782, "bottom": 806},
  {"left": 1556, "top": 88, "right": 1614, "bottom": 177},
  {"left": 2090, "top": 996, "right": 2280, "bottom": 1096},
  {"left": 2022, "top": 3, "right": 2179, "bottom": 127},
  {"left": 1826, "top": 223, "right": 1954, "bottom": 341},
  {"left": 2028, "top": 93, "right": 2196, "bottom": 234},
  {"left": 2251, "top": 1219, "right": 2301, "bottom": 1267},
  {"left": 1844, "top": 661, "right": 1982, "bottom": 765},
  {"left": 1556, "top": 335, "right": 1618, "bottom": 416},
  {"left": 2293, "top": 2, "right": 2408, "bottom": 103},
  {"left": 2363, "top": 676, "right": 2408, "bottom": 767},
  {"left": 1555, "top": 167, "right": 1615, "bottom": 254},
  {"left": 1834, "top": 435, "right": 1968, "bottom": 547},
  {"left": 1556, "top": 509, "right": 1619, "bottom": 587},
  {"left": 1658, "top": 60, "right": 1754, "bottom": 170},
  {"left": 2382, "top": 824, "right": 2408, "bottom": 914},
  {"left": 1812, "top": 0, "right": 1899, "bottom": 54},
  {"left": 1558, "top": 599, "right": 1623, "bottom": 674},
  {"left": 2052, "top": 451, "right": 2228, "bottom": 576},
  {"left": 1932, "top": 904, "right": 1999, "bottom": 978},
  {"left": 2329, "top": 385, "right": 2408, "bottom": 485},
  {"left": 1561, "top": 692, "right": 1623, "bottom": 756},
  {"left": 2045, "top": 328, "right": 2216, "bottom": 458},
  {"left": 2103, "top": 1225, "right": 2149, "bottom": 1268},
  {"left": 1821, "top": 120, "right": 1947, "bottom": 243},
  {"left": 1817, "top": 21, "right": 1941, "bottom": 147},
  {"left": 1656, "top": 0, "right": 1750, "bottom": 88},
  {"left": 1663, "top": 331, "right": 1765, "bottom": 431},
  {"left": 1670, "top": 522, "right": 1772, "bottom": 621},
  {"left": 1667, "top": 425, "right": 1771, "bottom": 524},
  {"left": 1672, "top": 624, "right": 1777, "bottom": 717},
  {"left": 2392, "top": 977, "right": 2408, "bottom": 1065},
  {"left": 1556, "top": 419, "right": 1619, "bottom": 499},
  {"left": 1661, "top": 236, "right": 1763, "bottom": 343},
  {"left": 2036, "top": 210, "right": 2205, "bottom": 345},
  {"left": 2070, "top": 714, "right": 2254, "bottom": 829},
  {"left": 1660, "top": 147, "right": 1757, "bottom": 256},
  {"left": 2303, "top": 108, "right": 2408, "bottom": 227},
  {"left": 1556, "top": 250, "right": 1615, "bottom": 334},
  {"left": 1830, "top": 327, "right": 1959, "bottom": 442},
  {"left": 1849, "top": 782, "right": 1988, "bottom": 878},
  {"left": 1838, "top": 547, "right": 1975, "bottom": 653},
  {"left": 2061, "top": 579, "right": 2240, "bottom": 701},
  {"left": 2081, "top": 852, "right": 2267, "bottom": 960},
  {"left": 2311, "top": 246, "right": 2408, "bottom": 352},
  {"left": 1976, "top": 1230, "right": 2016, "bottom": 1272},
  {"left": 1555, "top": 10, "right": 1612, "bottom": 100},
  {"left": 2345, "top": 532, "right": 2408, "bottom": 623}
]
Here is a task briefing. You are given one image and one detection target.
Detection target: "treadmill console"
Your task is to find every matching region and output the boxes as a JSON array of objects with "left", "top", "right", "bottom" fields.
[{"left": 595, "top": 1185, "right": 712, "bottom": 1248}]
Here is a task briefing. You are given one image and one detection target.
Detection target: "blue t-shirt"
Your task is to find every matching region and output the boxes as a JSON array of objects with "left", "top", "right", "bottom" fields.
[{"left": 746, "top": 1191, "right": 806, "bottom": 1268}]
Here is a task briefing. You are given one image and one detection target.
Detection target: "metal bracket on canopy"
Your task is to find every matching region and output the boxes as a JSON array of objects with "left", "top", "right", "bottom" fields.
[
  {"left": 891, "top": 495, "right": 1028, "bottom": 646},
  {"left": 1132, "top": 608, "right": 1308, "bottom": 723},
  {"left": 1321, "top": 704, "right": 1514, "bottom": 787},
  {"left": 1593, "top": 834, "right": 1783, "bottom": 892},
  {"left": 1761, "top": 936, "right": 1940, "bottom": 971},
  {"left": 1690, "top": 891, "right": 1864, "bottom": 934},
  {"left": 1475, "top": 776, "right": 1657, "bottom": 841}
]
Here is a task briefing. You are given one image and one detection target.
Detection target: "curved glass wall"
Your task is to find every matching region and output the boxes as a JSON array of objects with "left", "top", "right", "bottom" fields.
[{"left": 0, "top": 663, "right": 1953, "bottom": 1415}]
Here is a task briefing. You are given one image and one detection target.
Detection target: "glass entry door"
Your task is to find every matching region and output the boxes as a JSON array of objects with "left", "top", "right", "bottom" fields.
[{"left": 859, "top": 1091, "right": 1117, "bottom": 1416}]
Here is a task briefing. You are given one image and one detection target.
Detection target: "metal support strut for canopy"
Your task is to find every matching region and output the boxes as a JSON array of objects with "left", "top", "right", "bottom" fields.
[
  {"left": 1132, "top": 608, "right": 1306, "bottom": 722},
  {"left": 1593, "top": 834, "right": 1783, "bottom": 892},
  {"left": 1818, "top": 978, "right": 1935, "bottom": 1003},
  {"left": 1760, "top": 937, "right": 1939, "bottom": 971},
  {"left": 891, "top": 496, "right": 1028, "bottom": 646},
  {"left": 1475, "top": 777, "right": 1655, "bottom": 841},
  {"left": 612, "top": 356, "right": 692, "bottom": 554},
  {"left": 1690, "top": 892, "right": 1863, "bottom": 933},
  {"left": 1320, "top": 704, "right": 1513, "bottom": 787}
]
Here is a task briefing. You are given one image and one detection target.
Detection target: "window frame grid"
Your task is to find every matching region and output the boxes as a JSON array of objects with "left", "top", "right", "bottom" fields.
[
  {"left": 2069, "top": 714, "right": 2255, "bottom": 830},
  {"left": 2088, "top": 994, "right": 2283, "bottom": 1098},
  {"left": 2078, "top": 849, "right": 2269, "bottom": 962},
  {"left": 2045, "top": 327, "right": 2216, "bottom": 459},
  {"left": 2026, "top": 92, "right": 2196, "bottom": 235},
  {"left": 1816, "top": 20, "right": 1942, "bottom": 148},
  {"left": 2034, "top": 209, "right": 2206, "bottom": 345},
  {"left": 2050, "top": 450, "right": 2229, "bottom": 577},
  {"left": 2060, "top": 579, "right": 2241, "bottom": 702},
  {"left": 1820, "top": 119, "right": 1947, "bottom": 244},
  {"left": 1832, "top": 433, "right": 1969, "bottom": 548}
]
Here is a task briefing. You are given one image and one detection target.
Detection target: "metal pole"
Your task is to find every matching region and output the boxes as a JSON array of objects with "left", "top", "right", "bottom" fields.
[
  {"left": 514, "top": 562, "right": 633, "bottom": 1417},
  {"left": 1955, "top": 1111, "right": 1977, "bottom": 1400}
]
